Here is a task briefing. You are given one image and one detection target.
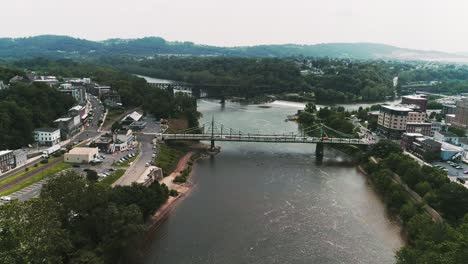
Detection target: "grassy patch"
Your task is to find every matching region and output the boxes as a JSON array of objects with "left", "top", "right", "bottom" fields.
[
  {"left": 0, "top": 157, "right": 59, "bottom": 187},
  {"left": 0, "top": 162, "right": 72, "bottom": 196},
  {"left": 103, "top": 109, "right": 125, "bottom": 128},
  {"left": 99, "top": 169, "right": 126, "bottom": 187},
  {"left": 156, "top": 144, "right": 184, "bottom": 176},
  {"left": 173, "top": 167, "right": 191, "bottom": 183},
  {"left": 167, "top": 118, "right": 188, "bottom": 133}
]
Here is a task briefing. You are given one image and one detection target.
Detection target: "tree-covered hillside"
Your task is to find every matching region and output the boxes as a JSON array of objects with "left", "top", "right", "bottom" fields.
[
  {"left": 0, "top": 82, "right": 75, "bottom": 149},
  {"left": 0, "top": 35, "right": 465, "bottom": 61}
]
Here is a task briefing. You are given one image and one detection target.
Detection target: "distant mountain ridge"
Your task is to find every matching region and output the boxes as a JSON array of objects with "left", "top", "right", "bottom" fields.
[{"left": 0, "top": 35, "right": 467, "bottom": 62}]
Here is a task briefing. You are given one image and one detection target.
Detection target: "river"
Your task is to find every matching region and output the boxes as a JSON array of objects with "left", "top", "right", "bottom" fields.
[
  {"left": 138, "top": 75, "right": 402, "bottom": 111},
  {"left": 144, "top": 99, "right": 403, "bottom": 264}
]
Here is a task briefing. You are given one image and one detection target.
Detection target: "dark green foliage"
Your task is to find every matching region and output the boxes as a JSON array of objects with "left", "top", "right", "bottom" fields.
[
  {"left": 0, "top": 81, "right": 74, "bottom": 149},
  {"left": 173, "top": 167, "right": 191, "bottom": 183},
  {"left": 0, "top": 35, "right": 447, "bottom": 60},
  {"left": 40, "top": 159, "right": 49, "bottom": 164},
  {"left": 86, "top": 170, "right": 99, "bottom": 182},
  {"left": 367, "top": 140, "right": 402, "bottom": 158},
  {"left": 448, "top": 126, "right": 466, "bottom": 137},
  {"left": 304, "top": 60, "right": 396, "bottom": 102},
  {"left": 0, "top": 171, "right": 172, "bottom": 263},
  {"left": 362, "top": 142, "right": 468, "bottom": 264},
  {"left": 110, "top": 181, "right": 169, "bottom": 219},
  {"left": 169, "top": 189, "right": 179, "bottom": 197}
]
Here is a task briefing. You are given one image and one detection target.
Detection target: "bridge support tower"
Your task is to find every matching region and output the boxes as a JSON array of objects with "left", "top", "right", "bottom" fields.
[
  {"left": 210, "top": 139, "right": 215, "bottom": 151},
  {"left": 316, "top": 143, "right": 324, "bottom": 160}
]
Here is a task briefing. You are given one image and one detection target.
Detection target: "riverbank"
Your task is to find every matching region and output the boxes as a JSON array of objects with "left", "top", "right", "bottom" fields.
[{"left": 141, "top": 145, "right": 207, "bottom": 253}]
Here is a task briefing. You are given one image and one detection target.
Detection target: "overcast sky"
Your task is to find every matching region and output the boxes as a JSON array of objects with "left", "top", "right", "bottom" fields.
[{"left": 2, "top": 0, "right": 468, "bottom": 52}]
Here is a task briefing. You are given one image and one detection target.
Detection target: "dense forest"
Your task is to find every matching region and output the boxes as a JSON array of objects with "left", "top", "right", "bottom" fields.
[
  {"left": 0, "top": 82, "right": 75, "bottom": 149},
  {"left": 0, "top": 35, "right": 464, "bottom": 61},
  {"left": 108, "top": 56, "right": 400, "bottom": 102},
  {"left": 0, "top": 171, "right": 170, "bottom": 263},
  {"left": 362, "top": 141, "right": 468, "bottom": 264},
  {"left": 398, "top": 63, "right": 468, "bottom": 94}
]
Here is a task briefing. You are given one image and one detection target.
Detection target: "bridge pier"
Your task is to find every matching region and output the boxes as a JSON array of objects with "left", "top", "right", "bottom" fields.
[
  {"left": 210, "top": 139, "right": 215, "bottom": 151},
  {"left": 315, "top": 143, "right": 324, "bottom": 160}
]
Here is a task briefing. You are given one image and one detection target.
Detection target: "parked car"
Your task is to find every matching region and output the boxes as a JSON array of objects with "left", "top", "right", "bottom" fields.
[
  {"left": 0, "top": 196, "right": 12, "bottom": 201},
  {"left": 456, "top": 178, "right": 466, "bottom": 184},
  {"left": 145, "top": 163, "right": 150, "bottom": 167}
]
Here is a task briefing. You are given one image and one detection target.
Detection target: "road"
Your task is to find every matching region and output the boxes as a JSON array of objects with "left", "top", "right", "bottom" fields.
[
  {"left": 0, "top": 94, "right": 105, "bottom": 201},
  {"left": 113, "top": 134, "right": 157, "bottom": 186},
  {"left": 73, "top": 95, "right": 104, "bottom": 143}
]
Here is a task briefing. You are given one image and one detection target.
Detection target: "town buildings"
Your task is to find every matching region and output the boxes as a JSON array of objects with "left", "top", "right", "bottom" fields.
[
  {"left": 442, "top": 104, "right": 456, "bottom": 116},
  {"left": 451, "top": 98, "right": 468, "bottom": 131},
  {"left": 121, "top": 111, "right": 143, "bottom": 125},
  {"left": 406, "top": 123, "right": 432, "bottom": 137},
  {"left": 54, "top": 113, "right": 82, "bottom": 140},
  {"left": 377, "top": 105, "right": 426, "bottom": 139},
  {"left": 12, "top": 150, "right": 27, "bottom": 168},
  {"left": 64, "top": 147, "right": 99, "bottom": 164},
  {"left": 434, "top": 131, "right": 459, "bottom": 145},
  {"left": 33, "top": 128, "right": 61, "bottom": 146},
  {"left": 33, "top": 76, "right": 59, "bottom": 87},
  {"left": 59, "top": 83, "right": 87, "bottom": 104},
  {"left": 401, "top": 95, "right": 428, "bottom": 112},
  {"left": 0, "top": 150, "right": 14, "bottom": 173}
]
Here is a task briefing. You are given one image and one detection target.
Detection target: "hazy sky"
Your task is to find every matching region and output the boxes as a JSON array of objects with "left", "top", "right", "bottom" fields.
[{"left": 2, "top": 0, "right": 468, "bottom": 52}]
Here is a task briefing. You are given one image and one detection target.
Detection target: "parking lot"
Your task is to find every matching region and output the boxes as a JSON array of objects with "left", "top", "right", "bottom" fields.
[
  {"left": 432, "top": 161, "right": 468, "bottom": 178},
  {"left": 69, "top": 148, "right": 139, "bottom": 177},
  {"left": 140, "top": 115, "right": 161, "bottom": 134}
]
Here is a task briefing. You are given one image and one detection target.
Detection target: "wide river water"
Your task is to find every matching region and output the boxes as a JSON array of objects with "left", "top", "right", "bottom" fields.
[{"left": 144, "top": 99, "right": 403, "bottom": 264}]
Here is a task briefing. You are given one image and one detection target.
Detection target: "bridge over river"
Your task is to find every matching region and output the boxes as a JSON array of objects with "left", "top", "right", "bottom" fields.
[{"left": 150, "top": 118, "right": 375, "bottom": 159}]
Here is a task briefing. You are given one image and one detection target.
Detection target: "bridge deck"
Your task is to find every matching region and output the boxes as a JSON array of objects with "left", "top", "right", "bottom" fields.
[{"left": 159, "top": 133, "right": 371, "bottom": 145}]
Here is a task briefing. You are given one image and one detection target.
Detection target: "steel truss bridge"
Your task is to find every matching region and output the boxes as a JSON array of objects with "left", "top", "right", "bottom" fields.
[
  {"left": 155, "top": 118, "right": 374, "bottom": 158},
  {"left": 147, "top": 82, "right": 306, "bottom": 99}
]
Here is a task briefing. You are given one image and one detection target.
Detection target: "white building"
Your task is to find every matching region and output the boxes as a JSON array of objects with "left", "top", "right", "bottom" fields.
[
  {"left": 64, "top": 147, "right": 99, "bottom": 164},
  {"left": 34, "top": 128, "right": 61, "bottom": 146},
  {"left": 434, "top": 131, "right": 459, "bottom": 145},
  {"left": 12, "top": 149, "right": 27, "bottom": 167}
]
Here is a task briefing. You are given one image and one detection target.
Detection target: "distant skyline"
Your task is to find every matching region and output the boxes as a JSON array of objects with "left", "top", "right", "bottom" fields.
[{"left": 3, "top": 0, "right": 468, "bottom": 53}]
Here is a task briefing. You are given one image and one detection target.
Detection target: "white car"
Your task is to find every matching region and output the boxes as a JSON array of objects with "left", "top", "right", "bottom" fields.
[
  {"left": 0, "top": 196, "right": 12, "bottom": 201},
  {"left": 145, "top": 162, "right": 150, "bottom": 167}
]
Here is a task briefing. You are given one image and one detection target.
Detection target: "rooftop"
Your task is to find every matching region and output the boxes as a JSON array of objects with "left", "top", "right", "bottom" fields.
[
  {"left": 403, "top": 132, "right": 424, "bottom": 137},
  {"left": 0, "top": 150, "right": 13, "bottom": 156},
  {"left": 67, "top": 147, "right": 98, "bottom": 155},
  {"left": 422, "top": 138, "right": 442, "bottom": 147},
  {"left": 441, "top": 142, "right": 463, "bottom": 152},
  {"left": 381, "top": 104, "right": 413, "bottom": 112},
  {"left": 54, "top": 117, "right": 72, "bottom": 122},
  {"left": 406, "top": 122, "right": 431, "bottom": 126},
  {"left": 69, "top": 105, "right": 84, "bottom": 112},
  {"left": 458, "top": 137, "right": 468, "bottom": 145},
  {"left": 402, "top": 95, "right": 428, "bottom": 101},
  {"left": 34, "top": 127, "right": 59, "bottom": 133},
  {"left": 122, "top": 111, "right": 143, "bottom": 122},
  {"left": 437, "top": 131, "right": 458, "bottom": 137}
]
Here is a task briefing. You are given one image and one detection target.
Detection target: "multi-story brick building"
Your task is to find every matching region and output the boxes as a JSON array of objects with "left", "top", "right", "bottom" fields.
[
  {"left": 377, "top": 105, "right": 426, "bottom": 139},
  {"left": 401, "top": 95, "right": 428, "bottom": 112},
  {"left": 451, "top": 98, "right": 468, "bottom": 133}
]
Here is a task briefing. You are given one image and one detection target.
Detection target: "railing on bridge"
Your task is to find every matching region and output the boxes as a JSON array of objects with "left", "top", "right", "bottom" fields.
[{"left": 155, "top": 118, "right": 374, "bottom": 146}]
